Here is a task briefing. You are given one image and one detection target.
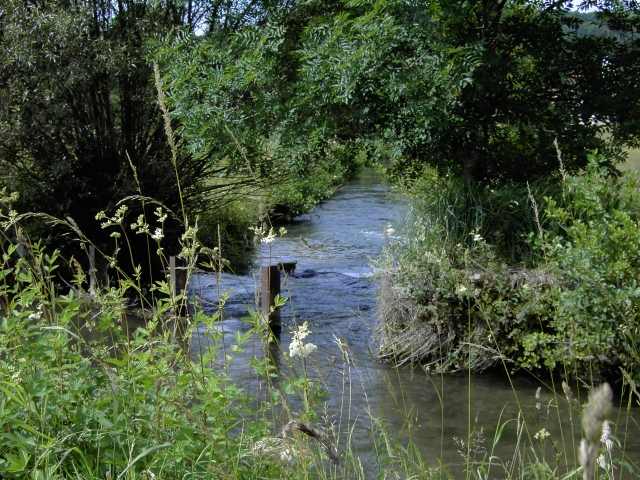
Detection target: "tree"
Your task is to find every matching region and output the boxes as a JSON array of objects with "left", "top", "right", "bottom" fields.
[
  {"left": 156, "top": 0, "right": 366, "bottom": 215},
  {"left": 0, "top": 0, "right": 257, "bottom": 278},
  {"left": 291, "top": 0, "right": 640, "bottom": 182}
]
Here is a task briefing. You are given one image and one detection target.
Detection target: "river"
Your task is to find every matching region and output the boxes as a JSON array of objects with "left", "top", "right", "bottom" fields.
[{"left": 189, "top": 171, "right": 640, "bottom": 476}]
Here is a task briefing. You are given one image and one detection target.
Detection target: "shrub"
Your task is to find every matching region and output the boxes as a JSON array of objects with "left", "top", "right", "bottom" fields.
[
  {"left": 527, "top": 160, "right": 640, "bottom": 378},
  {"left": 379, "top": 159, "right": 640, "bottom": 383},
  {"left": 377, "top": 167, "right": 556, "bottom": 370}
]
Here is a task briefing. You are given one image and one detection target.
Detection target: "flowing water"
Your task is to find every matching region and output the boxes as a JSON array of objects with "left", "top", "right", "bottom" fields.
[{"left": 189, "top": 171, "right": 640, "bottom": 474}]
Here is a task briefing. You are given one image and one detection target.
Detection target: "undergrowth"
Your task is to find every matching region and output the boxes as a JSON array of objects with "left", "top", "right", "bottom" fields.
[
  {"left": 378, "top": 155, "right": 640, "bottom": 384},
  {"left": 0, "top": 173, "right": 638, "bottom": 478}
]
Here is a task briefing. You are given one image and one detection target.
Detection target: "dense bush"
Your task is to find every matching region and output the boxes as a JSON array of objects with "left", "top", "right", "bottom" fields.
[
  {"left": 0, "top": 248, "right": 280, "bottom": 478},
  {"left": 526, "top": 161, "right": 640, "bottom": 377},
  {"left": 379, "top": 159, "right": 640, "bottom": 382}
]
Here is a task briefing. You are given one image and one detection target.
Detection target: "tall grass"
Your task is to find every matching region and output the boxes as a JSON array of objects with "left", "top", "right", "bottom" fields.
[
  {"left": 3, "top": 173, "right": 640, "bottom": 478},
  {"left": 1, "top": 71, "right": 638, "bottom": 479},
  {"left": 376, "top": 156, "right": 640, "bottom": 478}
]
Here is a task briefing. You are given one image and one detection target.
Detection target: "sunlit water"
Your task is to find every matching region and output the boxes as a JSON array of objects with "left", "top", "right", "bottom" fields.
[{"left": 189, "top": 171, "right": 640, "bottom": 475}]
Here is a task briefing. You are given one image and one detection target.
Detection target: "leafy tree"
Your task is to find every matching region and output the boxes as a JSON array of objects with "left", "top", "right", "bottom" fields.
[
  {"left": 0, "top": 2, "right": 180, "bottom": 250},
  {"left": 291, "top": 0, "right": 640, "bottom": 182},
  {"left": 0, "top": 0, "right": 278, "bottom": 278},
  {"left": 156, "top": 0, "right": 366, "bottom": 216}
]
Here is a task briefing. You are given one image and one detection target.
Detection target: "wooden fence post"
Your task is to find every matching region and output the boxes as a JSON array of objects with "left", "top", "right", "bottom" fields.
[
  {"left": 169, "top": 256, "right": 188, "bottom": 315},
  {"left": 260, "top": 265, "right": 281, "bottom": 334},
  {"left": 88, "top": 245, "right": 97, "bottom": 296}
]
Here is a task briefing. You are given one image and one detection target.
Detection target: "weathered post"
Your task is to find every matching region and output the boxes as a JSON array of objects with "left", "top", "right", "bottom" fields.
[
  {"left": 88, "top": 245, "right": 97, "bottom": 296},
  {"left": 169, "top": 256, "right": 188, "bottom": 316},
  {"left": 278, "top": 261, "right": 297, "bottom": 275},
  {"left": 260, "top": 265, "right": 281, "bottom": 335}
]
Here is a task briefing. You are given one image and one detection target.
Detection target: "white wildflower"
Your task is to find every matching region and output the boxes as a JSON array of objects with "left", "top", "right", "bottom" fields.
[
  {"left": 534, "top": 428, "right": 550, "bottom": 441},
  {"left": 250, "top": 225, "right": 278, "bottom": 244},
  {"left": 456, "top": 285, "right": 468, "bottom": 295},
  {"left": 290, "top": 340, "right": 317, "bottom": 358},
  {"left": 98, "top": 205, "right": 128, "bottom": 229},
  {"left": 597, "top": 453, "right": 608, "bottom": 470},
  {"left": 130, "top": 214, "right": 150, "bottom": 234},
  {"left": 27, "top": 303, "right": 44, "bottom": 321},
  {"left": 153, "top": 206, "right": 168, "bottom": 223},
  {"left": 113, "top": 205, "right": 128, "bottom": 223},
  {"left": 289, "top": 321, "right": 317, "bottom": 358},
  {"left": 151, "top": 227, "right": 164, "bottom": 242},
  {"left": 262, "top": 227, "right": 277, "bottom": 244},
  {"left": 601, "top": 420, "right": 613, "bottom": 453}
]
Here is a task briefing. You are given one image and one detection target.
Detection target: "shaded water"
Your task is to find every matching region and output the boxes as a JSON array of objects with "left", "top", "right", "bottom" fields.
[{"left": 189, "top": 171, "right": 640, "bottom": 474}]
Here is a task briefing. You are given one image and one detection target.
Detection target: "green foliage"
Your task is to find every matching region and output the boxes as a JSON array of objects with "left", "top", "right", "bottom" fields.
[
  {"left": 155, "top": 11, "right": 376, "bottom": 219},
  {"left": 1, "top": 244, "right": 619, "bottom": 479},
  {"left": 0, "top": 0, "right": 211, "bottom": 275},
  {"left": 377, "top": 167, "right": 557, "bottom": 370},
  {"left": 0, "top": 0, "right": 304, "bottom": 275},
  {"left": 278, "top": 0, "right": 640, "bottom": 183},
  {"left": 0, "top": 250, "right": 279, "bottom": 478},
  {"left": 532, "top": 160, "right": 640, "bottom": 376},
  {"left": 3, "top": 179, "right": 625, "bottom": 480},
  {"left": 196, "top": 199, "right": 257, "bottom": 272},
  {"left": 380, "top": 158, "right": 640, "bottom": 382},
  {"left": 398, "top": 168, "right": 556, "bottom": 264}
]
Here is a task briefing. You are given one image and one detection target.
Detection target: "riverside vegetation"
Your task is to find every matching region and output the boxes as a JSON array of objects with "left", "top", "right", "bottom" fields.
[
  {"left": 378, "top": 154, "right": 640, "bottom": 381},
  {"left": 2, "top": 187, "right": 639, "bottom": 479},
  {"left": 2, "top": 0, "right": 640, "bottom": 478}
]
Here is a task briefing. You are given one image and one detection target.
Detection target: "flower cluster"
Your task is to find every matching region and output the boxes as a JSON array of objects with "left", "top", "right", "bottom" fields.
[
  {"left": 96, "top": 204, "right": 128, "bottom": 229},
  {"left": 130, "top": 214, "right": 150, "bottom": 235},
  {"left": 597, "top": 420, "right": 614, "bottom": 472},
  {"left": 534, "top": 428, "right": 550, "bottom": 441},
  {"left": 0, "top": 188, "right": 20, "bottom": 226},
  {"left": 289, "top": 321, "right": 317, "bottom": 359},
  {"left": 250, "top": 225, "right": 287, "bottom": 245},
  {"left": 470, "top": 229, "right": 483, "bottom": 243},
  {"left": 96, "top": 205, "right": 168, "bottom": 246}
]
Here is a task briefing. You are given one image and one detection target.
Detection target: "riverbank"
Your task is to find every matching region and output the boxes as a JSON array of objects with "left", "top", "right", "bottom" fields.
[
  {"left": 378, "top": 159, "right": 640, "bottom": 386},
  {"left": 196, "top": 159, "right": 367, "bottom": 274},
  {"left": 191, "top": 172, "right": 640, "bottom": 476},
  {"left": 2, "top": 173, "right": 640, "bottom": 478}
]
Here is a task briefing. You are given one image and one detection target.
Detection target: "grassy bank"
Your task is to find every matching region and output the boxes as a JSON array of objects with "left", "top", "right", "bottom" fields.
[
  {"left": 2, "top": 186, "right": 638, "bottom": 479},
  {"left": 378, "top": 157, "right": 640, "bottom": 385}
]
